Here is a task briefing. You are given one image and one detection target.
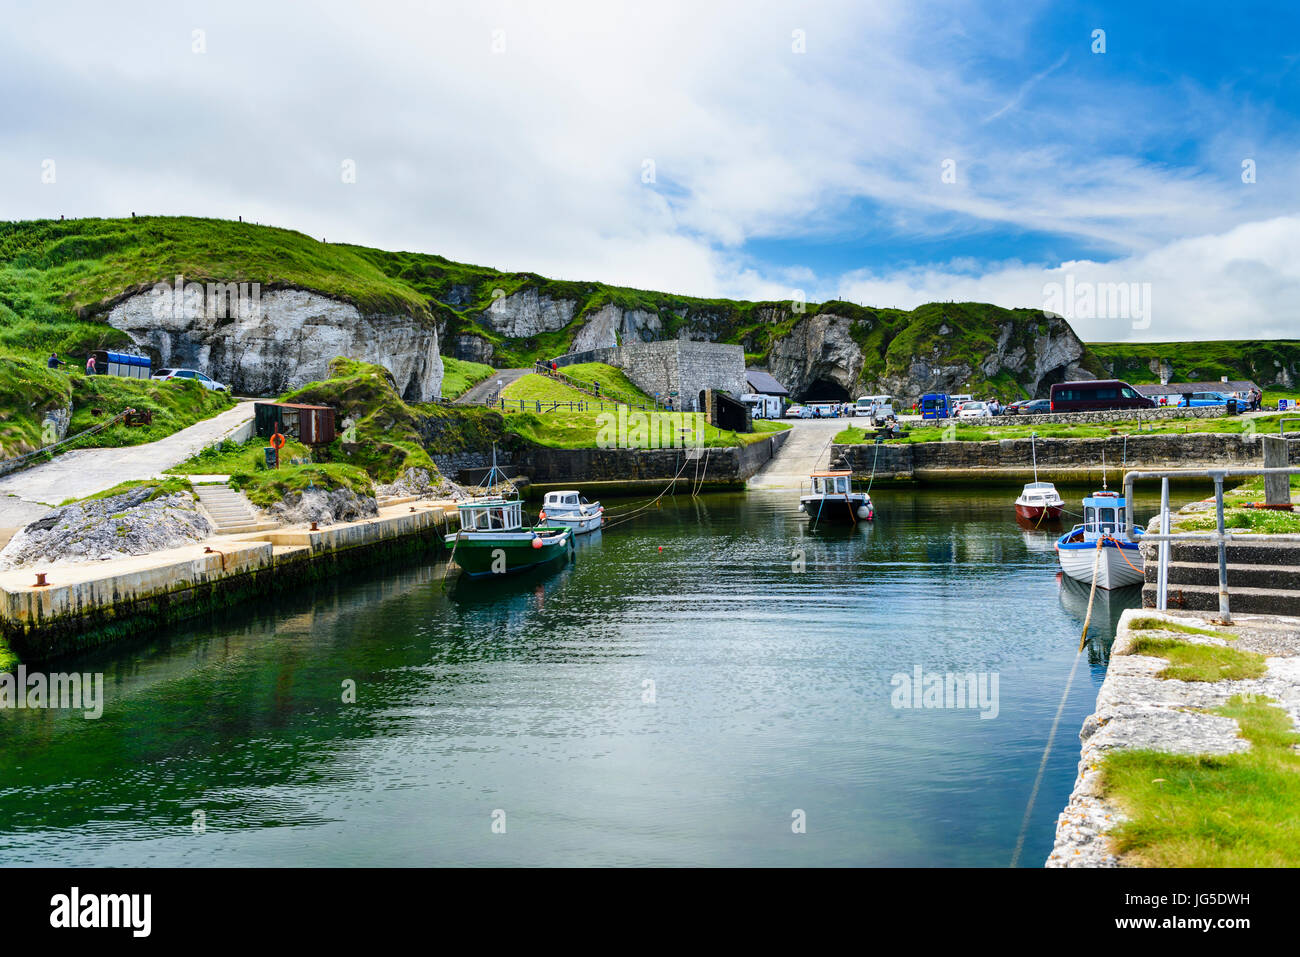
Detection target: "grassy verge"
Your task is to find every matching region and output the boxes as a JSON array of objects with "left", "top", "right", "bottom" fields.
[
  {"left": 834, "top": 413, "right": 1287, "bottom": 446},
  {"left": 230, "top": 462, "right": 376, "bottom": 509},
  {"left": 1102, "top": 695, "right": 1300, "bottom": 866},
  {"left": 59, "top": 476, "right": 193, "bottom": 506},
  {"left": 500, "top": 372, "right": 781, "bottom": 448},
  {"left": 440, "top": 356, "right": 494, "bottom": 400},
  {"left": 1127, "top": 635, "right": 1265, "bottom": 682}
]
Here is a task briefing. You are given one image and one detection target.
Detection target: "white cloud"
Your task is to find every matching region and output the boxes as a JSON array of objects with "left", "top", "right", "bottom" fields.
[
  {"left": 835, "top": 216, "right": 1300, "bottom": 341},
  {"left": 0, "top": 0, "right": 1297, "bottom": 339}
]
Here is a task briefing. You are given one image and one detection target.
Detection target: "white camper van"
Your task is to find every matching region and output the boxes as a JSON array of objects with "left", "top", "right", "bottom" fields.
[{"left": 740, "top": 393, "right": 784, "bottom": 419}]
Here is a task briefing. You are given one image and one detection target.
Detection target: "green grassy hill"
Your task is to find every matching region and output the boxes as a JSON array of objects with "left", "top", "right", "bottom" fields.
[
  {"left": 1089, "top": 340, "right": 1300, "bottom": 392},
  {"left": 3, "top": 216, "right": 1295, "bottom": 414}
]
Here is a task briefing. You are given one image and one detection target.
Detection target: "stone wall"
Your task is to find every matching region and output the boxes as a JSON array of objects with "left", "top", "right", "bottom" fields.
[
  {"left": 832, "top": 432, "right": 1300, "bottom": 482},
  {"left": 553, "top": 340, "right": 746, "bottom": 412},
  {"left": 912, "top": 405, "right": 1229, "bottom": 428},
  {"left": 513, "top": 432, "right": 783, "bottom": 484}
]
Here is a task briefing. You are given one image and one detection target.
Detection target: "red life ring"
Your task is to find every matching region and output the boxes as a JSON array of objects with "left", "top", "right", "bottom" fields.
[{"left": 270, "top": 431, "right": 286, "bottom": 450}]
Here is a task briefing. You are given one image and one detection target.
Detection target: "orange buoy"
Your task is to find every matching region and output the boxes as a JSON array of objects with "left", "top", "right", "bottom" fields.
[
  {"left": 657, "top": 546, "right": 663, "bottom": 552},
  {"left": 539, "top": 510, "right": 547, "bottom": 521},
  {"left": 531, "top": 538, "right": 543, "bottom": 549}
]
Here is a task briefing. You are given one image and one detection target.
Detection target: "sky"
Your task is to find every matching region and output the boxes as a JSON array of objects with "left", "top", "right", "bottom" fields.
[{"left": 2, "top": 0, "right": 1298, "bottom": 341}]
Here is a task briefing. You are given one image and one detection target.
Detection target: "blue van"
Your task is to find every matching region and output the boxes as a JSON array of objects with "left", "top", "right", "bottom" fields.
[{"left": 921, "top": 393, "right": 951, "bottom": 419}]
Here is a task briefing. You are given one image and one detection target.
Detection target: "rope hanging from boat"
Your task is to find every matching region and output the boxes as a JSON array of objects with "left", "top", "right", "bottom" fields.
[{"left": 866, "top": 439, "right": 881, "bottom": 493}]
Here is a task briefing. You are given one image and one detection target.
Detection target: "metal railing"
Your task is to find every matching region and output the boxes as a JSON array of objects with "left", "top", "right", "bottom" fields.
[{"left": 1122, "top": 466, "right": 1300, "bottom": 623}]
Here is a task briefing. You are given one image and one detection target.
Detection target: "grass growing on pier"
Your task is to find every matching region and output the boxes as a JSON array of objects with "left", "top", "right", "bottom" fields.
[
  {"left": 1102, "top": 695, "right": 1300, "bottom": 867},
  {"left": 1127, "top": 617, "right": 1237, "bottom": 641},
  {"left": 440, "top": 356, "right": 494, "bottom": 400},
  {"left": 1127, "top": 636, "right": 1266, "bottom": 682}
]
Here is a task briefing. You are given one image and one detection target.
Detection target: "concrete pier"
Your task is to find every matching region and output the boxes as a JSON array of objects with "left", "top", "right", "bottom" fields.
[{"left": 0, "top": 500, "right": 454, "bottom": 666}]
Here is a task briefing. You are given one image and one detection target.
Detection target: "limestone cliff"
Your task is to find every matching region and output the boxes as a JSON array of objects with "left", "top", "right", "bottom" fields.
[{"left": 105, "top": 287, "right": 444, "bottom": 401}]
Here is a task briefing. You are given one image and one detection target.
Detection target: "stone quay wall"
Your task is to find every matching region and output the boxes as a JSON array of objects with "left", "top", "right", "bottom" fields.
[{"left": 832, "top": 432, "right": 1300, "bottom": 483}]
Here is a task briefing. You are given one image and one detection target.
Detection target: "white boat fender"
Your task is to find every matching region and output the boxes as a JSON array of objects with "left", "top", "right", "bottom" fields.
[{"left": 857, "top": 505, "right": 871, "bottom": 519}]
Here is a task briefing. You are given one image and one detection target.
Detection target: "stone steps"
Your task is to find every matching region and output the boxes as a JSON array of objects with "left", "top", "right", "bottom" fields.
[
  {"left": 1143, "top": 582, "right": 1300, "bottom": 617},
  {"left": 1145, "top": 560, "right": 1300, "bottom": 590},
  {"left": 194, "top": 485, "right": 276, "bottom": 534}
]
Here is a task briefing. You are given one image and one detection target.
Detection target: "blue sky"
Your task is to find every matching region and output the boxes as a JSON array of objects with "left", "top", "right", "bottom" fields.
[{"left": 2, "top": 0, "right": 1298, "bottom": 340}]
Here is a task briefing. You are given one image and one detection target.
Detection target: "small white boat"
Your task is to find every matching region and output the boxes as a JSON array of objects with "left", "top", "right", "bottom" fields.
[
  {"left": 1015, "top": 481, "right": 1064, "bottom": 521},
  {"left": 1015, "top": 433, "right": 1063, "bottom": 521},
  {"left": 799, "top": 470, "right": 874, "bottom": 524},
  {"left": 1055, "top": 490, "right": 1144, "bottom": 589},
  {"left": 539, "top": 490, "right": 603, "bottom": 535}
]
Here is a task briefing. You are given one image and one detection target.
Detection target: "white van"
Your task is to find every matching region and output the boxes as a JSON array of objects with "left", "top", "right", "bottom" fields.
[
  {"left": 740, "top": 393, "right": 784, "bottom": 419},
  {"left": 856, "top": 394, "right": 893, "bottom": 423}
]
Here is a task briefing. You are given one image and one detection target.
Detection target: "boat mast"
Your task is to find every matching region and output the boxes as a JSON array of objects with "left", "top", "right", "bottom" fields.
[{"left": 1031, "top": 431, "right": 1038, "bottom": 484}]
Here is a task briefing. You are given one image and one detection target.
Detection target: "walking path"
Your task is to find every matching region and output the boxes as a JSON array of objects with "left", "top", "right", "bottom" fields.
[
  {"left": 455, "top": 369, "right": 529, "bottom": 405},
  {"left": 0, "top": 401, "right": 256, "bottom": 524},
  {"left": 747, "top": 418, "right": 850, "bottom": 488}
]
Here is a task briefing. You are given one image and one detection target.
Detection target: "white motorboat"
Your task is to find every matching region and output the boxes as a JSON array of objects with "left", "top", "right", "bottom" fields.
[
  {"left": 1055, "top": 490, "right": 1145, "bottom": 589},
  {"left": 799, "top": 470, "right": 874, "bottom": 524},
  {"left": 539, "top": 490, "right": 603, "bottom": 535}
]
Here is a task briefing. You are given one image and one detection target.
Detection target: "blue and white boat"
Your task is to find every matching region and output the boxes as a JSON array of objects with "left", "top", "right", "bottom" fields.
[{"left": 1055, "top": 490, "right": 1144, "bottom": 589}]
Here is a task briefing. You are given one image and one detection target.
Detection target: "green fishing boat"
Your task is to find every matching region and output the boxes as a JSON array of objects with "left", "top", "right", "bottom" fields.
[{"left": 445, "top": 496, "right": 573, "bottom": 577}]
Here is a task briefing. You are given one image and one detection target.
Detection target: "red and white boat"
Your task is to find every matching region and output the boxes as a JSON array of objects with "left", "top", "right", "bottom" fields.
[
  {"left": 1015, "top": 481, "right": 1064, "bottom": 521},
  {"left": 1014, "top": 432, "right": 1063, "bottom": 521}
]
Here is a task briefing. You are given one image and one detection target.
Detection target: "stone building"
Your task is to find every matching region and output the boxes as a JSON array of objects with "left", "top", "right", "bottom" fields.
[{"left": 554, "top": 340, "right": 747, "bottom": 413}]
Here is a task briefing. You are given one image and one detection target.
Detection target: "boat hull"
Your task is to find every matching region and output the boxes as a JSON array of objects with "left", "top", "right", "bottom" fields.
[
  {"left": 1015, "top": 503, "right": 1063, "bottom": 521},
  {"left": 1056, "top": 538, "right": 1144, "bottom": 589},
  {"left": 445, "top": 528, "right": 572, "bottom": 577},
  {"left": 799, "top": 494, "right": 874, "bottom": 523},
  {"left": 545, "top": 512, "right": 603, "bottom": 535}
]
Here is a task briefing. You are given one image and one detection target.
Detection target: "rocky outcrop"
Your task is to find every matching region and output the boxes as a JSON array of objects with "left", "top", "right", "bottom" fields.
[
  {"left": 768, "top": 308, "right": 1092, "bottom": 403},
  {"left": 482, "top": 289, "right": 577, "bottom": 338},
  {"left": 104, "top": 287, "right": 444, "bottom": 401},
  {"left": 267, "top": 487, "right": 378, "bottom": 527},
  {"left": 768, "top": 312, "right": 865, "bottom": 399},
  {"left": 570, "top": 303, "right": 662, "bottom": 351},
  {"left": 0, "top": 485, "right": 212, "bottom": 568}
]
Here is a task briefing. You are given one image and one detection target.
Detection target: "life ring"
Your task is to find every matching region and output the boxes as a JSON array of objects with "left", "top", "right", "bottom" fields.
[{"left": 270, "top": 431, "right": 286, "bottom": 450}]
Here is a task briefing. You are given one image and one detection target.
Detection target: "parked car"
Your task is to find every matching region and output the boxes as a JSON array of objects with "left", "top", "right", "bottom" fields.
[
  {"left": 1004, "top": 400, "right": 1031, "bottom": 415},
  {"left": 1049, "top": 379, "right": 1154, "bottom": 413},
  {"left": 1019, "top": 398, "right": 1052, "bottom": 415},
  {"left": 957, "top": 401, "right": 992, "bottom": 419},
  {"left": 153, "top": 368, "right": 228, "bottom": 392},
  {"left": 783, "top": 404, "right": 806, "bottom": 418},
  {"left": 1176, "top": 390, "right": 1239, "bottom": 411}
]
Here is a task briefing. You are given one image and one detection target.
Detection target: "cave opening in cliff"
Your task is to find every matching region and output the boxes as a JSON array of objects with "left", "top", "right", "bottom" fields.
[{"left": 798, "top": 378, "right": 851, "bottom": 404}]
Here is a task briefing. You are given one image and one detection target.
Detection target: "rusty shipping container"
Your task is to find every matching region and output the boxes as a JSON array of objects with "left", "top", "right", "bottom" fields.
[{"left": 254, "top": 402, "right": 336, "bottom": 444}]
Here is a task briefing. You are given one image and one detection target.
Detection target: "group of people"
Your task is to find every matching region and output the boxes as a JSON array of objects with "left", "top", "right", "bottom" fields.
[{"left": 47, "top": 352, "right": 99, "bottom": 375}]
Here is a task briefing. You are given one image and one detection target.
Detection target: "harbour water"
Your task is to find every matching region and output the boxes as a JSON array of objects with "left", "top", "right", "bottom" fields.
[{"left": 0, "top": 486, "right": 1153, "bottom": 866}]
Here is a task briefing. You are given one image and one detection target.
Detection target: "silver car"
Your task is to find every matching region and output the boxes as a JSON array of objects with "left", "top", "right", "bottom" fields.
[{"left": 152, "top": 368, "right": 228, "bottom": 392}]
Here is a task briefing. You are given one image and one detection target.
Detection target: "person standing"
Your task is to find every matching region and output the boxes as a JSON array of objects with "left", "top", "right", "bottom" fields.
[
  {"left": 85, "top": 354, "right": 97, "bottom": 375},
  {"left": 47, "top": 352, "right": 64, "bottom": 370}
]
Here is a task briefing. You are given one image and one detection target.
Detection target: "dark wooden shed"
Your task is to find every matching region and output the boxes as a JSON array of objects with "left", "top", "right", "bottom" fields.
[{"left": 254, "top": 402, "right": 337, "bottom": 445}]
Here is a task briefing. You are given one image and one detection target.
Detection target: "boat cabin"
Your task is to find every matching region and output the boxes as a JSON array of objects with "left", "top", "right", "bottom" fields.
[
  {"left": 1019, "top": 481, "right": 1060, "bottom": 503},
  {"left": 457, "top": 497, "right": 523, "bottom": 532},
  {"left": 543, "top": 491, "right": 586, "bottom": 510},
  {"left": 1080, "top": 491, "right": 1126, "bottom": 542},
  {"left": 809, "top": 470, "right": 853, "bottom": 495}
]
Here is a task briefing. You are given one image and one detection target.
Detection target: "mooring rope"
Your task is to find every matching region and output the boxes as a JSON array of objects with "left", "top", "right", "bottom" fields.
[{"left": 1009, "top": 536, "right": 1105, "bottom": 867}]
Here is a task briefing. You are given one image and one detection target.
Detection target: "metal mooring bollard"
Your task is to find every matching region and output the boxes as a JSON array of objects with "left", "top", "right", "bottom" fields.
[
  {"left": 34, "top": 572, "right": 48, "bottom": 587},
  {"left": 310, "top": 521, "right": 319, "bottom": 531}
]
